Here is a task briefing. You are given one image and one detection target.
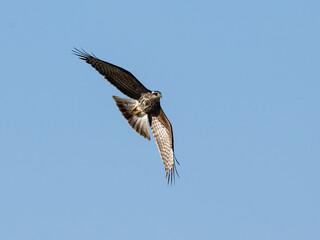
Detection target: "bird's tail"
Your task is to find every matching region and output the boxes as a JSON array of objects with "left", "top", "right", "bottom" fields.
[{"left": 112, "top": 96, "right": 150, "bottom": 140}]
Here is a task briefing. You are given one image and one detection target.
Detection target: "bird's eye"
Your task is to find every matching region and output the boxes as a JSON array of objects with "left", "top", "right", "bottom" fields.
[{"left": 152, "top": 91, "right": 161, "bottom": 97}]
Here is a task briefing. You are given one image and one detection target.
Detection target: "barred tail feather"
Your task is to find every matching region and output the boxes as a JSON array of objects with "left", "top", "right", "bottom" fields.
[{"left": 112, "top": 96, "right": 150, "bottom": 140}]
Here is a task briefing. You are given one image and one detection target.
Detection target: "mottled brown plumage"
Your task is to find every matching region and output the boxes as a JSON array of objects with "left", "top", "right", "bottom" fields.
[{"left": 73, "top": 48, "right": 179, "bottom": 183}]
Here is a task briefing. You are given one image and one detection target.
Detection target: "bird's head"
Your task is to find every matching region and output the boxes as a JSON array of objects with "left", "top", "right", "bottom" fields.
[{"left": 151, "top": 91, "right": 162, "bottom": 99}]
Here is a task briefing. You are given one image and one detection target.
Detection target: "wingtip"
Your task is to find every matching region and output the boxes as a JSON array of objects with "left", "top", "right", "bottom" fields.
[
  {"left": 72, "top": 47, "right": 93, "bottom": 60},
  {"left": 165, "top": 157, "right": 180, "bottom": 185},
  {"left": 166, "top": 168, "right": 178, "bottom": 186}
]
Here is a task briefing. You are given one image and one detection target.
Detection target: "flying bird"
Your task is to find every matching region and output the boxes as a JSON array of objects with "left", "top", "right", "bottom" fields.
[{"left": 73, "top": 48, "right": 179, "bottom": 183}]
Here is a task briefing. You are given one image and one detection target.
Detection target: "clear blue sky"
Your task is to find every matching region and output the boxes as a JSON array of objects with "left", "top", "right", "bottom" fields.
[{"left": 1, "top": 0, "right": 319, "bottom": 239}]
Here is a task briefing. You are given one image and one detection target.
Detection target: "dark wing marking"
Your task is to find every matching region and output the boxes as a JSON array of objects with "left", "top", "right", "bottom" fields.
[
  {"left": 73, "top": 48, "right": 150, "bottom": 99},
  {"left": 149, "top": 107, "right": 179, "bottom": 184}
]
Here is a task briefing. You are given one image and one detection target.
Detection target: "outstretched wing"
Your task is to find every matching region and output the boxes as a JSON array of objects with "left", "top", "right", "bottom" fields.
[
  {"left": 73, "top": 48, "right": 150, "bottom": 99},
  {"left": 149, "top": 108, "right": 179, "bottom": 184}
]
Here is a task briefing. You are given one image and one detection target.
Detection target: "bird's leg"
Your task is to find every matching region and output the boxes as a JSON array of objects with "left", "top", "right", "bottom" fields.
[
  {"left": 133, "top": 110, "right": 141, "bottom": 115},
  {"left": 131, "top": 105, "right": 138, "bottom": 112},
  {"left": 131, "top": 105, "right": 141, "bottom": 115}
]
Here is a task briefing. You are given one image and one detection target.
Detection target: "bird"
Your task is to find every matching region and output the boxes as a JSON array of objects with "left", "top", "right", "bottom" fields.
[{"left": 73, "top": 48, "right": 179, "bottom": 183}]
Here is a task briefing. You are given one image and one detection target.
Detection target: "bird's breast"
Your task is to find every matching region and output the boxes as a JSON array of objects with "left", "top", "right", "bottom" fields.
[{"left": 138, "top": 94, "right": 160, "bottom": 114}]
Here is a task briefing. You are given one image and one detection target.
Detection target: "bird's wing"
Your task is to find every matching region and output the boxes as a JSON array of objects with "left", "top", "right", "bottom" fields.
[
  {"left": 73, "top": 48, "right": 150, "bottom": 99},
  {"left": 149, "top": 107, "right": 179, "bottom": 184}
]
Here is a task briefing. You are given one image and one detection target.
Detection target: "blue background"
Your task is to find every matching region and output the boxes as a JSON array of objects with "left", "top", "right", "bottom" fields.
[{"left": 1, "top": 0, "right": 319, "bottom": 239}]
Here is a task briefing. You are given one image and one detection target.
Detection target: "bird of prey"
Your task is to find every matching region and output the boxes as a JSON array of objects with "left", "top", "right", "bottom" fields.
[{"left": 73, "top": 48, "right": 179, "bottom": 183}]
